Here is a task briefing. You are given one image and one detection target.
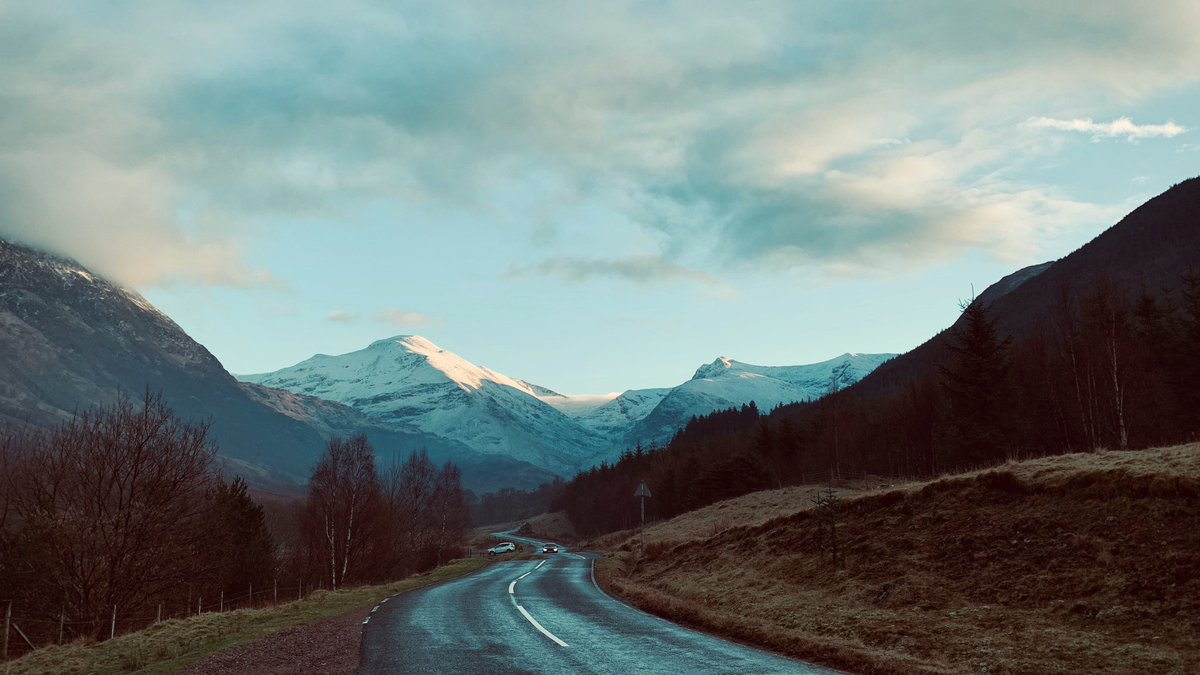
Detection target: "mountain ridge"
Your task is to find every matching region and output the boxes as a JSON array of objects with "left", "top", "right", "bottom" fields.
[{"left": 243, "top": 335, "right": 895, "bottom": 476}]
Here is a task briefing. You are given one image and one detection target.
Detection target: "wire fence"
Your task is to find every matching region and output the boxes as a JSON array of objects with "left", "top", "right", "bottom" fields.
[
  {"left": 1, "top": 580, "right": 323, "bottom": 662},
  {"left": 1, "top": 545, "right": 503, "bottom": 663}
]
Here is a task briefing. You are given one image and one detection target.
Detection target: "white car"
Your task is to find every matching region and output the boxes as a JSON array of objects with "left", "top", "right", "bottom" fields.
[{"left": 488, "top": 542, "right": 516, "bottom": 555}]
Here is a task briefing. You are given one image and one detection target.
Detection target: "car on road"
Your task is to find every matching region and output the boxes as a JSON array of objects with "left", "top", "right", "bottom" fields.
[
  {"left": 488, "top": 542, "right": 516, "bottom": 555},
  {"left": 542, "top": 543, "right": 559, "bottom": 554}
]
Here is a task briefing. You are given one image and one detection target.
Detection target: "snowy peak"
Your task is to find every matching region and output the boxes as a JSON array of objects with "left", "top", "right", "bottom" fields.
[
  {"left": 689, "top": 352, "right": 891, "bottom": 388},
  {"left": 692, "top": 357, "right": 735, "bottom": 380},
  {"left": 363, "top": 335, "right": 538, "bottom": 395},
  {"left": 239, "top": 335, "right": 608, "bottom": 476}
]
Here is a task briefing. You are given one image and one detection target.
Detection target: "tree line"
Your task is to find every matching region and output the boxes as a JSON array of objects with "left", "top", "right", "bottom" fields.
[
  {"left": 469, "top": 478, "right": 565, "bottom": 527},
  {"left": 0, "top": 392, "right": 468, "bottom": 647},
  {"left": 556, "top": 275, "right": 1200, "bottom": 536}
]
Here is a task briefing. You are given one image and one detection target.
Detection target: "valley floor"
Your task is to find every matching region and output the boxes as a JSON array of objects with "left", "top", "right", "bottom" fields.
[{"left": 595, "top": 444, "right": 1200, "bottom": 674}]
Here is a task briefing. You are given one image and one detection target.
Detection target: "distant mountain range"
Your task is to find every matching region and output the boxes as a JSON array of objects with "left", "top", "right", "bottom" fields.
[
  {"left": 240, "top": 336, "right": 895, "bottom": 477},
  {"left": 0, "top": 237, "right": 891, "bottom": 493}
]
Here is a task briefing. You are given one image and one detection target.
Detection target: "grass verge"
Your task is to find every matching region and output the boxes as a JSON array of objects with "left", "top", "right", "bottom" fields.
[
  {"left": 4, "top": 557, "right": 489, "bottom": 675},
  {"left": 596, "top": 445, "right": 1200, "bottom": 674}
]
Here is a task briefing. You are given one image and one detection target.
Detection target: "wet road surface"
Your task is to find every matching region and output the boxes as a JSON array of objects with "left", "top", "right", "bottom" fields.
[{"left": 358, "top": 539, "right": 832, "bottom": 674}]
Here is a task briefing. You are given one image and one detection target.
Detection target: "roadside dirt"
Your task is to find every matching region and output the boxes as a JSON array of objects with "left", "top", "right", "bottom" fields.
[{"left": 179, "top": 608, "right": 367, "bottom": 675}]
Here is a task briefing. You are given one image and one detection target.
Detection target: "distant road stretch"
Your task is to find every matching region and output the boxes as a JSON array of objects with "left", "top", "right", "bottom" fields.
[{"left": 358, "top": 536, "right": 830, "bottom": 674}]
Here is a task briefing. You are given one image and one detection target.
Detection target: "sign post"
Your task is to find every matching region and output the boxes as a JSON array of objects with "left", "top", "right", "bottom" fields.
[{"left": 634, "top": 481, "right": 652, "bottom": 557}]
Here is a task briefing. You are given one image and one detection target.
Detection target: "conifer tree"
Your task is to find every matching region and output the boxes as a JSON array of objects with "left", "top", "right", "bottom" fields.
[{"left": 939, "top": 299, "right": 1013, "bottom": 467}]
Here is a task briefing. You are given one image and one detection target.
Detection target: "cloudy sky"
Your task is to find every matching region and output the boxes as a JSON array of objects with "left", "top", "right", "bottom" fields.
[{"left": 2, "top": 1, "right": 1197, "bottom": 393}]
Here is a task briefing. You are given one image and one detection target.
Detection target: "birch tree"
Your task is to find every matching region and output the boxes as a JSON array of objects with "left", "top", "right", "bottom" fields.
[
  {"left": 429, "top": 462, "right": 470, "bottom": 566},
  {"left": 305, "top": 435, "right": 382, "bottom": 590}
]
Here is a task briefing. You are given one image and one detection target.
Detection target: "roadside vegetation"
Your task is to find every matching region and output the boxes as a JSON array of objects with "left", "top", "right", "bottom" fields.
[
  {"left": 0, "top": 393, "right": 471, "bottom": 661},
  {"left": 4, "top": 557, "right": 488, "bottom": 675},
  {"left": 596, "top": 444, "right": 1200, "bottom": 674}
]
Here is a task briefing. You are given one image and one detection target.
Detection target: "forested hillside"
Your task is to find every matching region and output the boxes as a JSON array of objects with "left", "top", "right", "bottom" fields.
[{"left": 557, "top": 178, "right": 1200, "bottom": 536}]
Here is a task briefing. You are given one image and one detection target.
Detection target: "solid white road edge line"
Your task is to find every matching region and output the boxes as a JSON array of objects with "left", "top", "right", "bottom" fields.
[
  {"left": 516, "top": 605, "right": 569, "bottom": 648},
  {"left": 508, "top": 580, "right": 516, "bottom": 594}
]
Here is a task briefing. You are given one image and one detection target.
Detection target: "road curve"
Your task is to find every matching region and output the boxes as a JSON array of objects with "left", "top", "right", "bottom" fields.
[{"left": 358, "top": 540, "right": 831, "bottom": 674}]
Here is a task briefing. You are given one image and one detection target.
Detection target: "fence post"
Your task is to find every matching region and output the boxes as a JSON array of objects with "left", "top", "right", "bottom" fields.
[
  {"left": 198, "top": 597, "right": 202, "bottom": 616},
  {"left": 3, "top": 599, "right": 11, "bottom": 660},
  {"left": 249, "top": 583, "right": 253, "bottom": 609},
  {"left": 110, "top": 605, "right": 116, "bottom": 640},
  {"left": 219, "top": 591, "right": 224, "bottom": 613},
  {"left": 58, "top": 607, "right": 65, "bottom": 644},
  {"left": 273, "top": 579, "right": 278, "bottom": 606},
  {"left": 156, "top": 603, "right": 162, "bottom": 624},
  {"left": 298, "top": 580, "right": 302, "bottom": 601}
]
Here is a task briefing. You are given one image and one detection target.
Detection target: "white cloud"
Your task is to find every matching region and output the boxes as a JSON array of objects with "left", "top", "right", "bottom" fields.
[
  {"left": 1025, "top": 116, "right": 1188, "bottom": 141},
  {"left": 327, "top": 310, "right": 357, "bottom": 323},
  {"left": 1, "top": 1, "right": 1198, "bottom": 284}
]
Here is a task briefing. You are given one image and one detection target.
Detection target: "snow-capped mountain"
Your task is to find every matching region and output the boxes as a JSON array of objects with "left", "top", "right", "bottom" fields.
[
  {"left": 541, "top": 389, "right": 669, "bottom": 440},
  {"left": 0, "top": 239, "right": 557, "bottom": 493},
  {"left": 240, "top": 336, "right": 610, "bottom": 476},
  {"left": 556, "top": 352, "right": 895, "bottom": 453},
  {"left": 0, "top": 233, "right": 891, "bottom": 489},
  {"left": 241, "top": 336, "right": 895, "bottom": 476}
]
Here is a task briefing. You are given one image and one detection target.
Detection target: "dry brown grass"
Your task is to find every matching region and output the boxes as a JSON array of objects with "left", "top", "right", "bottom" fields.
[
  {"left": 588, "top": 478, "right": 900, "bottom": 552},
  {"left": 596, "top": 444, "right": 1200, "bottom": 674}
]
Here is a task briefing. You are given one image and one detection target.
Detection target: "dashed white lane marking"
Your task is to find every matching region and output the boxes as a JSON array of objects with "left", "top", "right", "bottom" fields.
[
  {"left": 516, "top": 604, "right": 569, "bottom": 647},
  {"left": 568, "top": 553, "right": 585, "bottom": 560},
  {"left": 506, "top": 559, "right": 568, "bottom": 647},
  {"left": 371, "top": 606, "right": 379, "bottom": 613},
  {"left": 362, "top": 616, "right": 370, "bottom": 625}
]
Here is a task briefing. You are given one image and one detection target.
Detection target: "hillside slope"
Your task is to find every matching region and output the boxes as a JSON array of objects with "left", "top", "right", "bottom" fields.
[
  {"left": 0, "top": 238, "right": 328, "bottom": 487},
  {"left": 0, "top": 239, "right": 552, "bottom": 493},
  {"left": 597, "top": 445, "right": 1200, "bottom": 674},
  {"left": 850, "top": 176, "right": 1200, "bottom": 403}
]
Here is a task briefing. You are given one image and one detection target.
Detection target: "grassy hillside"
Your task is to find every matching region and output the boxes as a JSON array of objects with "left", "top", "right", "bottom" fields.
[{"left": 596, "top": 445, "right": 1200, "bottom": 674}]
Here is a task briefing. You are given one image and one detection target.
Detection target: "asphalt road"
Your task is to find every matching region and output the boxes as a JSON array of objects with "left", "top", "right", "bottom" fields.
[{"left": 358, "top": 537, "right": 831, "bottom": 674}]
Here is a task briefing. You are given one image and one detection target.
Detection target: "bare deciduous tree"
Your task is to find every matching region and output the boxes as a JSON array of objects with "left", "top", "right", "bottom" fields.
[
  {"left": 305, "top": 435, "right": 383, "bottom": 590},
  {"left": 7, "top": 392, "right": 215, "bottom": 637},
  {"left": 429, "top": 462, "right": 470, "bottom": 566}
]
